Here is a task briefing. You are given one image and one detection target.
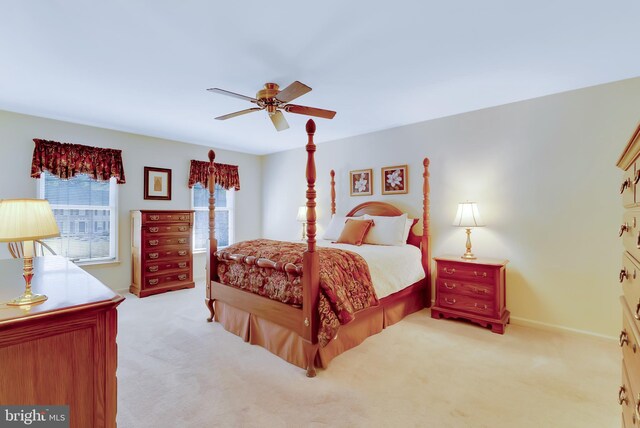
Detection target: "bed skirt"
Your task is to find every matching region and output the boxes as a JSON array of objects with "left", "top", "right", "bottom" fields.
[{"left": 212, "top": 279, "right": 427, "bottom": 370}]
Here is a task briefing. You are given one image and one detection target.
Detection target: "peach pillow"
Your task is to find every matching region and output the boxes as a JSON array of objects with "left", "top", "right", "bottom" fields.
[{"left": 336, "top": 219, "right": 374, "bottom": 246}]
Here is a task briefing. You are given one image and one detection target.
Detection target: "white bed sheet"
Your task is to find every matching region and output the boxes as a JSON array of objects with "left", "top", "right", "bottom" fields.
[{"left": 317, "top": 240, "right": 425, "bottom": 299}]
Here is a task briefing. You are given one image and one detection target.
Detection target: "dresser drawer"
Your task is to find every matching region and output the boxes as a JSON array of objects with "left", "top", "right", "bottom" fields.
[
  {"left": 143, "top": 236, "right": 190, "bottom": 248},
  {"left": 145, "top": 271, "right": 192, "bottom": 288},
  {"left": 144, "top": 260, "right": 190, "bottom": 274},
  {"left": 144, "top": 248, "right": 191, "bottom": 261},
  {"left": 622, "top": 361, "right": 637, "bottom": 428},
  {"left": 437, "top": 262, "right": 497, "bottom": 285},
  {"left": 145, "top": 224, "right": 190, "bottom": 235},
  {"left": 436, "top": 279, "right": 494, "bottom": 299},
  {"left": 622, "top": 211, "right": 640, "bottom": 261},
  {"left": 143, "top": 212, "right": 192, "bottom": 224},
  {"left": 622, "top": 254, "right": 640, "bottom": 319},
  {"left": 437, "top": 292, "right": 496, "bottom": 317}
]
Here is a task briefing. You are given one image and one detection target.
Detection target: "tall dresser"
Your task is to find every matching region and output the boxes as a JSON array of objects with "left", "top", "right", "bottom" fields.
[
  {"left": 617, "top": 122, "right": 640, "bottom": 427},
  {"left": 130, "top": 210, "right": 195, "bottom": 297}
]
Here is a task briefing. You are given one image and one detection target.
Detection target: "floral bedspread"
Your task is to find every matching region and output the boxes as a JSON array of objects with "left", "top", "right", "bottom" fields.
[{"left": 217, "top": 239, "right": 378, "bottom": 346}]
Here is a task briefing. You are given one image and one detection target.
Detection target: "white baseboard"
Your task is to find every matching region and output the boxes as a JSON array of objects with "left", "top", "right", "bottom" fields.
[{"left": 509, "top": 316, "right": 616, "bottom": 342}]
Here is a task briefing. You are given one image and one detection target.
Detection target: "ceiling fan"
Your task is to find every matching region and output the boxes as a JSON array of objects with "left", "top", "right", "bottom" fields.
[{"left": 207, "top": 81, "right": 336, "bottom": 131}]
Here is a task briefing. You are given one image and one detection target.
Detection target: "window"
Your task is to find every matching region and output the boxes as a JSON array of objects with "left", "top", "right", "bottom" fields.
[
  {"left": 38, "top": 171, "right": 118, "bottom": 263},
  {"left": 192, "top": 183, "right": 234, "bottom": 251}
]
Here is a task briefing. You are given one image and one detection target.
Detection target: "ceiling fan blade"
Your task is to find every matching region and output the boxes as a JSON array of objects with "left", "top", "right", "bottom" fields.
[
  {"left": 275, "top": 81, "right": 312, "bottom": 103},
  {"left": 285, "top": 104, "right": 336, "bottom": 119},
  {"left": 207, "top": 88, "right": 258, "bottom": 103},
  {"left": 215, "top": 108, "right": 262, "bottom": 120},
  {"left": 270, "top": 110, "right": 290, "bottom": 131}
]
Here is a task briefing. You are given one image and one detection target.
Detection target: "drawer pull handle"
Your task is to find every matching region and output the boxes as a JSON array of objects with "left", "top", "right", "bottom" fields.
[
  {"left": 150, "top": 215, "right": 160, "bottom": 221},
  {"left": 635, "top": 393, "right": 640, "bottom": 421},
  {"left": 621, "top": 178, "right": 632, "bottom": 194},
  {"left": 619, "top": 385, "right": 628, "bottom": 405},
  {"left": 620, "top": 223, "right": 630, "bottom": 237},
  {"left": 621, "top": 268, "right": 629, "bottom": 283},
  {"left": 178, "top": 274, "right": 187, "bottom": 281},
  {"left": 443, "top": 267, "right": 456, "bottom": 275},
  {"left": 148, "top": 279, "right": 159, "bottom": 285},
  {"left": 178, "top": 262, "right": 187, "bottom": 268},
  {"left": 474, "top": 303, "right": 488, "bottom": 310},
  {"left": 637, "top": 230, "right": 640, "bottom": 248},
  {"left": 149, "top": 227, "right": 159, "bottom": 233},
  {"left": 178, "top": 238, "right": 187, "bottom": 244},
  {"left": 149, "top": 252, "right": 159, "bottom": 259},
  {"left": 178, "top": 250, "right": 187, "bottom": 256},
  {"left": 635, "top": 170, "right": 640, "bottom": 185},
  {"left": 149, "top": 239, "right": 159, "bottom": 246},
  {"left": 635, "top": 301, "right": 640, "bottom": 321},
  {"left": 444, "top": 282, "right": 456, "bottom": 290},
  {"left": 179, "top": 215, "right": 188, "bottom": 220},
  {"left": 620, "top": 330, "right": 629, "bottom": 347},
  {"left": 472, "top": 287, "right": 488, "bottom": 295},
  {"left": 148, "top": 266, "right": 159, "bottom": 272},
  {"left": 473, "top": 271, "right": 487, "bottom": 278},
  {"left": 179, "top": 226, "right": 188, "bottom": 232},
  {"left": 444, "top": 297, "right": 456, "bottom": 305}
]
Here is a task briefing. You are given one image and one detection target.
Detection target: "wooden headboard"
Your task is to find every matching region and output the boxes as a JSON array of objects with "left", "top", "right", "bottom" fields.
[{"left": 346, "top": 201, "right": 404, "bottom": 217}]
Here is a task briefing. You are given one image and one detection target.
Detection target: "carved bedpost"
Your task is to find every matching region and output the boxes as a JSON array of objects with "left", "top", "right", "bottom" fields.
[
  {"left": 330, "top": 169, "right": 336, "bottom": 216},
  {"left": 422, "top": 157, "right": 431, "bottom": 307},
  {"left": 205, "top": 149, "right": 218, "bottom": 322},
  {"left": 302, "top": 119, "right": 320, "bottom": 377}
]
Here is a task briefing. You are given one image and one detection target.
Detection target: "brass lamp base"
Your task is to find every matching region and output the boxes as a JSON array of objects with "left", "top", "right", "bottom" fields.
[
  {"left": 7, "top": 292, "right": 47, "bottom": 306},
  {"left": 461, "top": 228, "right": 477, "bottom": 260},
  {"left": 6, "top": 256, "right": 48, "bottom": 306}
]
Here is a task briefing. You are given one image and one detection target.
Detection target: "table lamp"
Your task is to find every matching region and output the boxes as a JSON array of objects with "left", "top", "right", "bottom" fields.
[
  {"left": 0, "top": 199, "right": 60, "bottom": 306},
  {"left": 453, "top": 202, "right": 484, "bottom": 260},
  {"left": 297, "top": 206, "right": 307, "bottom": 240}
]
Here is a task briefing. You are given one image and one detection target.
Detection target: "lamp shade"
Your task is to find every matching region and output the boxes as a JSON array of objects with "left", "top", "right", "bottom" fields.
[
  {"left": 296, "top": 206, "right": 307, "bottom": 223},
  {"left": 452, "top": 202, "right": 484, "bottom": 228},
  {"left": 0, "top": 199, "right": 60, "bottom": 242}
]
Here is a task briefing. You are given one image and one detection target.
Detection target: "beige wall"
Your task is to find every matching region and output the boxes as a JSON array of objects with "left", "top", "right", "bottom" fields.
[
  {"left": 262, "top": 77, "right": 640, "bottom": 338},
  {"left": 0, "top": 110, "right": 262, "bottom": 290}
]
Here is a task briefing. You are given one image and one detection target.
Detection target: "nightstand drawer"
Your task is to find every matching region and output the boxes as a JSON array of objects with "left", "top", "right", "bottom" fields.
[
  {"left": 436, "top": 279, "right": 494, "bottom": 299},
  {"left": 437, "top": 293, "right": 496, "bottom": 317},
  {"left": 437, "top": 262, "right": 497, "bottom": 285}
]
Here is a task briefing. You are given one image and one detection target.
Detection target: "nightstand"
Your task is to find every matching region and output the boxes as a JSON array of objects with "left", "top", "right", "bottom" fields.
[{"left": 431, "top": 256, "right": 510, "bottom": 334}]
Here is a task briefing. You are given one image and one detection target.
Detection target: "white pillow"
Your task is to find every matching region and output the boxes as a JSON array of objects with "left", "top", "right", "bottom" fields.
[
  {"left": 363, "top": 213, "right": 407, "bottom": 246},
  {"left": 322, "top": 215, "right": 353, "bottom": 241},
  {"left": 402, "top": 218, "right": 416, "bottom": 243}
]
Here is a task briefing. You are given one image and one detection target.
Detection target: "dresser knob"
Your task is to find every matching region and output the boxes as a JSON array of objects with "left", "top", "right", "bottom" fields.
[
  {"left": 473, "top": 271, "right": 487, "bottom": 278},
  {"left": 635, "top": 394, "right": 640, "bottom": 421},
  {"left": 148, "top": 279, "right": 159, "bottom": 285},
  {"left": 444, "top": 282, "right": 456, "bottom": 290},
  {"left": 150, "top": 215, "right": 160, "bottom": 221},
  {"left": 149, "top": 239, "right": 159, "bottom": 246},
  {"left": 179, "top": 226, "right": 188, "bottom": 232},
  {"left": 178, "top": 274, "right": 187, "bottom": 281},
  {"left": 178, "top": 262, "right": 187, "bottom": 268},
  {"left": 178, "top": 238, "right": 187, "bottom": 244},
  {"left": 179, "top": 216, "right": 187, "bottom": 221},
  {"left": 444, "top": 297, "right": 456, "bottom": 305},
  {"left": 148, "top": 266, "right": 159, "bottom": 273},
  {"left": 621, "top": 178, "right": 632, "bottom": 194},
  {"left": 178, "top": 250, "right": 187, "bottom": 256},
  {"left": 620, "top": 330, "right": 629, "bottom": 347},
  {"left": 620, "top": 223, "right": 630, "bottom": 237},
  {"left": 621, "top": 268, "right": 629, "bottom": 283},
  {"left": 635, "top": 301, "right": 640, "bottom": 321},
  {"left": 149, "top": 227, "right": 159, "bottom": 233},
  {"left": 443, "top": 267, "right": 456, "bottom": 275},
  {"left": 474, "top": 303, "right": 488, "bottom": 310},
  {"left": 472, "top": 287, "right": 488, "bottom": 295},
  {"left": 149, "top": 252, "right": 159, "bottom": 259},
  {"left": 635, "top": 170, "right": 640, "bottom": 185},
  {"left": 619, "top": 385, "right": 628, "bottom": 405}
]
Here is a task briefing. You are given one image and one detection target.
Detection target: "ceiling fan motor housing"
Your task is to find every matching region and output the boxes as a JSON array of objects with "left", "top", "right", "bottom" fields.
[{"left": 257, "top": 83, "right": 280, "bottom": 115}]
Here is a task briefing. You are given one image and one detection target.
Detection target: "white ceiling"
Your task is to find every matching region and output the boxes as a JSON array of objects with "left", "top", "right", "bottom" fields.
[{"left": 1, "top": 1, "right": 639, "bottom": 155}]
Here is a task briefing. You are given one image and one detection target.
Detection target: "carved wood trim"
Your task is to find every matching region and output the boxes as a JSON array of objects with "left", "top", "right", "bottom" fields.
[
  {"left": 215, "top": 251, "right": 303, "bottom": 276},
  {"left": 422, "top": 157, "right": 431, "bottom": 306},
  {"left": 207, "top": 150, "right": 218, "bottom": 295},
  {"left": 330, "top": 169, "right": 336, "bottom": 216}
]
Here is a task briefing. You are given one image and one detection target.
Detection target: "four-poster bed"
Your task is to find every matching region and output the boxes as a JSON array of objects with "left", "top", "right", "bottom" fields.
[{"left": 205, "top": 119, "right": 431, "bottom": 376}]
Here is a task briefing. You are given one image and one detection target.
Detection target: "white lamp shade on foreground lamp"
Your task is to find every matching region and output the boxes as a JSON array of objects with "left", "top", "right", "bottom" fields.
[
  {"left": 297, "top": 206, "right": 307, "bottom": 240},
  {"left": 453, "top": 202, "right": 484, "bottom": 259},
  {"left": 0, "top": 199, "right": 60, "bottom": 305}
]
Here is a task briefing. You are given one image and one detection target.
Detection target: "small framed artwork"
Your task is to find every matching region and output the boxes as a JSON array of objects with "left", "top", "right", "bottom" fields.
[
  {"left": 349, "top": 169, "right": 373, "bottom": 196},
  {"left": 144, "top": 167, "right": 172, "bottom": 200},
  {"left": 381, "top": 165, "right": 408, "bottom": 195}
]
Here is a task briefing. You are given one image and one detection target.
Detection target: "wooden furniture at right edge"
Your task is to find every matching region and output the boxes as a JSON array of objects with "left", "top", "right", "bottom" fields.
[
  {"left": 431, "top": 256, "right": 510, "bottom": 334},
  {"left": 616, "top": 121, "right": 640, "bottom": 427}
]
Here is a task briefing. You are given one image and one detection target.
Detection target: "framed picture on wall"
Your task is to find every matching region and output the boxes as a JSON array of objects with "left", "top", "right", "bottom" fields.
[
  {"left": 144, "top": 167, "right": 172, "bottom": 200},
  {"left": 381, "top": 165, "right": 408, "bottom": 195},
  {"left": 349, "top": 169, "right": 373, "bottom": 196}
]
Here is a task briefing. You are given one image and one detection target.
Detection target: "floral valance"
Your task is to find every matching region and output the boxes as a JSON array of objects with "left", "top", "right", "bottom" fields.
[
  {"left": 31, "top": 139, "right": 126, "bottom": 183},
  {"left": 188, "top": 160, "right": 240, "bottom": 191}
]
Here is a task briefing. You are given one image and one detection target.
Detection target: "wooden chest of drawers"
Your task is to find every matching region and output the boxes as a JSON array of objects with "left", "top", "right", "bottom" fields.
[
  {"left": 130, "top": 210, "right": 195, "bottom": 297},
  {"left": 431, "top": 256, "right": 509, "bottom": 334},
  {"left": 617, "top": 122, "right": 640, "bottom": 425}
]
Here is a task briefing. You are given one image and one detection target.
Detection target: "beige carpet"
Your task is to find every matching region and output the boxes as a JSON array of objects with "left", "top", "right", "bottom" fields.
[{"left": 117, "top": 282, "right": 619, "bottom": 427}]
